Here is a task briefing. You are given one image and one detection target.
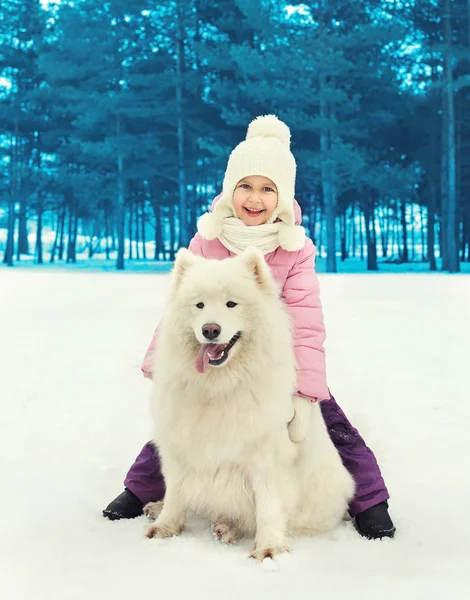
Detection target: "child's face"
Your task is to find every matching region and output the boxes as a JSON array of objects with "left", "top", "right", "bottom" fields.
[{"left": 232, "top": 175, "right": 278, "bottom": 226}]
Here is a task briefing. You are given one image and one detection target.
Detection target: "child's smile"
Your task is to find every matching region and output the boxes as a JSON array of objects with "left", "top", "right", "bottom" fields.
[
  {"left": 232, "top": 175, "right": 278, "bottom": 226},
  {"left": 243, "top": 206, "right": 266, "bottom": 218}
]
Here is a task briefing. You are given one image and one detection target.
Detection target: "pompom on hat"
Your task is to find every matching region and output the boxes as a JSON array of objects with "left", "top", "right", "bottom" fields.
[{"left": 197, "top": 115, "right": 305, "bottom": 252}]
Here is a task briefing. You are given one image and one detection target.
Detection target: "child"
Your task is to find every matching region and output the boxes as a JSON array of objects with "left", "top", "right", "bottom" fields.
[{"left": 103, "top": 115, "right": 395, "bottom": 540}]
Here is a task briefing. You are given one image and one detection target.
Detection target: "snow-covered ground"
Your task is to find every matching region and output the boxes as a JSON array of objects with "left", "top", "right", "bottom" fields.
[{"left": 1, "top": 268, "right": 469, "bottom": 600}]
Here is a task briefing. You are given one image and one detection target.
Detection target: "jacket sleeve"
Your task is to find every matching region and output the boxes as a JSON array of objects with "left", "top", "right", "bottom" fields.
[
  {"left": 282, "top": 239, "right": 330, "bottom": 401},
  {"left": 141, "top": 234, "right": 206, "bottom": 379}
]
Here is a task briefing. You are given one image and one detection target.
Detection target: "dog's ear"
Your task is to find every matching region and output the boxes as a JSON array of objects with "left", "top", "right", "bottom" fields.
[
  {"left": 239, "top": 247, "right": 277, "bottom": 295},
  {"left": 172, "top": 248, "right": 197, "bottom": 291}
]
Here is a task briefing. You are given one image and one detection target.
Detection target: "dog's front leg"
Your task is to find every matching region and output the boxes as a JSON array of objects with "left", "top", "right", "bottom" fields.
[
  {"left": 145, "top": 477, "right": 186, "bottom": 539},
  {"left": 250, "top": 470, "right": 291, "bottom": 561}
]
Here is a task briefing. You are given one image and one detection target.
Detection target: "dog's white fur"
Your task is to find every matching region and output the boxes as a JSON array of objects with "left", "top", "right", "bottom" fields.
[{"left": 145, "top": 248, "right": 355, "bottom": 560}]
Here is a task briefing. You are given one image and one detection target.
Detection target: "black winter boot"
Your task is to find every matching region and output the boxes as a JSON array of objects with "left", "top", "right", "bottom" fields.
[
  {"left": 102, "top": 488, "right": 144, "bottom": 520},
  {"left": 354, "top": 501, "right": 396, "bottom": 540}
]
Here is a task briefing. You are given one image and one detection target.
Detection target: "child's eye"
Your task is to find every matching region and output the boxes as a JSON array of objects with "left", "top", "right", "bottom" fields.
[
  {"left": 226, "top": 301, "right": 237, "bottom": 308},
  {"left": 264, "top": 187, "right": 275, "bottom": 193},
  {"left": 196, "top": 302, "right": 204, "bottom": 309},
  {"left": 240, "top": 183, "right": 251, "bottom": 189}
]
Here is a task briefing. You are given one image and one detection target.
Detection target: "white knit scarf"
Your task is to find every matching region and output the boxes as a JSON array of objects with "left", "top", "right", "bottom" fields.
[{"left": 218, "top": 217, "right": 282, "bottom": 255}]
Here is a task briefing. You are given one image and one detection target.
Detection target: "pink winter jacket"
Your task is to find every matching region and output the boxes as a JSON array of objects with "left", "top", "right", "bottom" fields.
[{"left": 141, "top": 200, "right": 329, "bottom": 401}]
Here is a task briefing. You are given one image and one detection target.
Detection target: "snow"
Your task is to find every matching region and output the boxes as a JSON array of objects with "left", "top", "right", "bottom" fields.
[{"left": 1, "top": 268, "right": 469, "bottom": 600}]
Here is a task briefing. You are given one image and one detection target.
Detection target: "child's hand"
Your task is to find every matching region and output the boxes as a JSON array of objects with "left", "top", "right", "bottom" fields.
[{"left": 288, "top": 395, "right": 313, "bottom": 442}]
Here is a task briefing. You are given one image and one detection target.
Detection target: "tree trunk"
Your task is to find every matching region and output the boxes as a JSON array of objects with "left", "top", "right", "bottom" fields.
[
  {"left": 15, "top": 128, "right": 28, "bottom": 259},
  {"left": 319, "top": 96, "right": 337, "bottom": 272},
  {"left": 141, "top": 199, "right": 147, "bottom": 260},
  {"left": 443, "top": 0, "right": 459, "bottom": 272},
  {"left": 135, "top": 201, "right": 141, "bottom": 260},
  {"left": 189, "top": 187, "right": 197, "bottom": 238},
  {"left": 400, "top": 200, "right": 409, "bottom": 262},
  {"left": 363, "top": 197, "right": 378, "bottom": 271},
  {"left": 36, "top": 191, "right": 44, "bottom": 264},
  {"left": 175, "top": 5, "right": 189, "bottom": 248},
  {"left": 50, "top": 211, "right": 60, "bottom": 264},
  {"left": 17, "top": 200, "right": 29, "bottom": 259},
  {"left": 462, "top": 203, "right": 469, "bottom": 261},
  {"left": 66, "top": 199, "right": 76, "bottom": 263},
  {"left": 455, "top": 90, "right": 463, "bottom": 264},
  {"left": 393, "top": 214, "right": 399, "bottom": 258},
  {"left": 317, "top": 1, "right": 335, "bottom": 270},
  {"left": 128, "top": 200, "right": 134, "bottom": 260},
  {"left": 3, "top": 196, "right": 15, "bottom": 266},
  {"left": 3, "top": 129, "right": 18, "bottom": 266},
  {"left": 66, "top": 204, "right": 72, "bottom": 263},
  {"left": 340, "top": 210, "right": 347, "bottom": 261},
  {"left": 35, "top": 141, "right": 43, "bottom": 265},
  {"left": 428, "top": 185, "right": 437, "bottom": 271},
  {"left": 440, "top": 85, "right": 449, "bottom": 267},
  {"left": 310, "top": 201, "right": 317, "bottom": 246},
  {"left": 380, "top": 204, "right": 388, "bottom": 258},
  {"left": 153, "top": 200, "right": 163, "bottom": 261},
  {"left": 87, "top": 232, "right": 94, "bottom": 259},
  {"left": 3, "top": 142, "right": 16, "bottom": 266},
  {"left": 169, "top": 203, "right": 176, "bottom": 260},
  {"left": 73, "top": 212, "right": 78, "bottom": 261},
  {"left": 116, "top": 114, "right": 125, "bottom": 271},
  {"left": 104, "top": 205, "right": 110, "bottom": 260},
  {"left": 359, "top": 210, "right": 364, "bottom": 260},
  {"left": 350, "top": 203, "right": 356, "bottom": 258},
  {"left": 372, "top": 208, "right": 379, "bottom": 265},
  {"left": 58, "top": 203, "right": 65, "bottom": 260},
  {"left": 463, "top": 217, "right": 469, "bottom": 261},
  {"left": 318, "top": 203, "right": 324, "bottom": 259}
]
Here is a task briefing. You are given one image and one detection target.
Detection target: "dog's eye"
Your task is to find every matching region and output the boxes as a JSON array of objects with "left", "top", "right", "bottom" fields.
[
  {"left": 226, "top": 301, "right": 237, "bottom": 308},
  {"left": 196, "top": 302, "right": 205, "bottom": 309}
]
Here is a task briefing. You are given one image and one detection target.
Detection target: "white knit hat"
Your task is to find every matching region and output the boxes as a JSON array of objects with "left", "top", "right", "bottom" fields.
[{"left": 198, "top": 115, "right": 305, "bottom": 251}]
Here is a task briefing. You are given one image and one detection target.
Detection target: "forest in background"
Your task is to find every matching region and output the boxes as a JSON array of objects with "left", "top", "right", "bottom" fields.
[{"left": 0, "top": 0, "right": 469, "bottom": 272}]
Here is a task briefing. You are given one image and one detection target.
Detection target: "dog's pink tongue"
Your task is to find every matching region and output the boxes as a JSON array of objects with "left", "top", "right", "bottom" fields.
[
  {"left": 195, "top": 344, "right": 225, "bottom": 373},
  {"left": 196, "top": 345, "right": 212, "bottom": 374}
]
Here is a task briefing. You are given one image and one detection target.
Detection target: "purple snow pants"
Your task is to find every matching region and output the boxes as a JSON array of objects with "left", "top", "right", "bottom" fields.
[{"left": 124, "top": 394, "right": 389, "bottom": 516}]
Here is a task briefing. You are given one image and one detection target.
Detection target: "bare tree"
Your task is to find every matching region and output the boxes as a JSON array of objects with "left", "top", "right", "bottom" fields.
[{"left": 443, "top": 0, "right": 459, "bottom": 272}]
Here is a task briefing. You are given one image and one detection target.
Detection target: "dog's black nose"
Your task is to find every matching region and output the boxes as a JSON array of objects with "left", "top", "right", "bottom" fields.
[{"left": 202, "top": 323, "right": 221, "bottom": 340}]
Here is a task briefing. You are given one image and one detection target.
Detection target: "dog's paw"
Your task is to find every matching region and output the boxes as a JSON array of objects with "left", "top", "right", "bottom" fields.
[
  {"left": 249, "top": 545, "right": 291, "bottom": 562},
  {"left": 211, "top": 521, "right": 240, "bottom": 545},
  {"left": 143, "top": 501, "right": 164, "bottom": 520},
  {"left": 145, "top": 522, "right": 182, "bottom": 539}
]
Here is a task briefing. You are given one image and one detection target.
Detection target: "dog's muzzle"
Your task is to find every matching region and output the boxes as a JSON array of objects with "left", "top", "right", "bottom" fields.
[{"left": 195, "top": 332, "right": 241, "bottom": 373}]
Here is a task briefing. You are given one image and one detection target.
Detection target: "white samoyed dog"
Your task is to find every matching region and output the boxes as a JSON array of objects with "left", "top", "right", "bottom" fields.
[{"left": 144, "top": 247, "right": 354, "bottom": 560}]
